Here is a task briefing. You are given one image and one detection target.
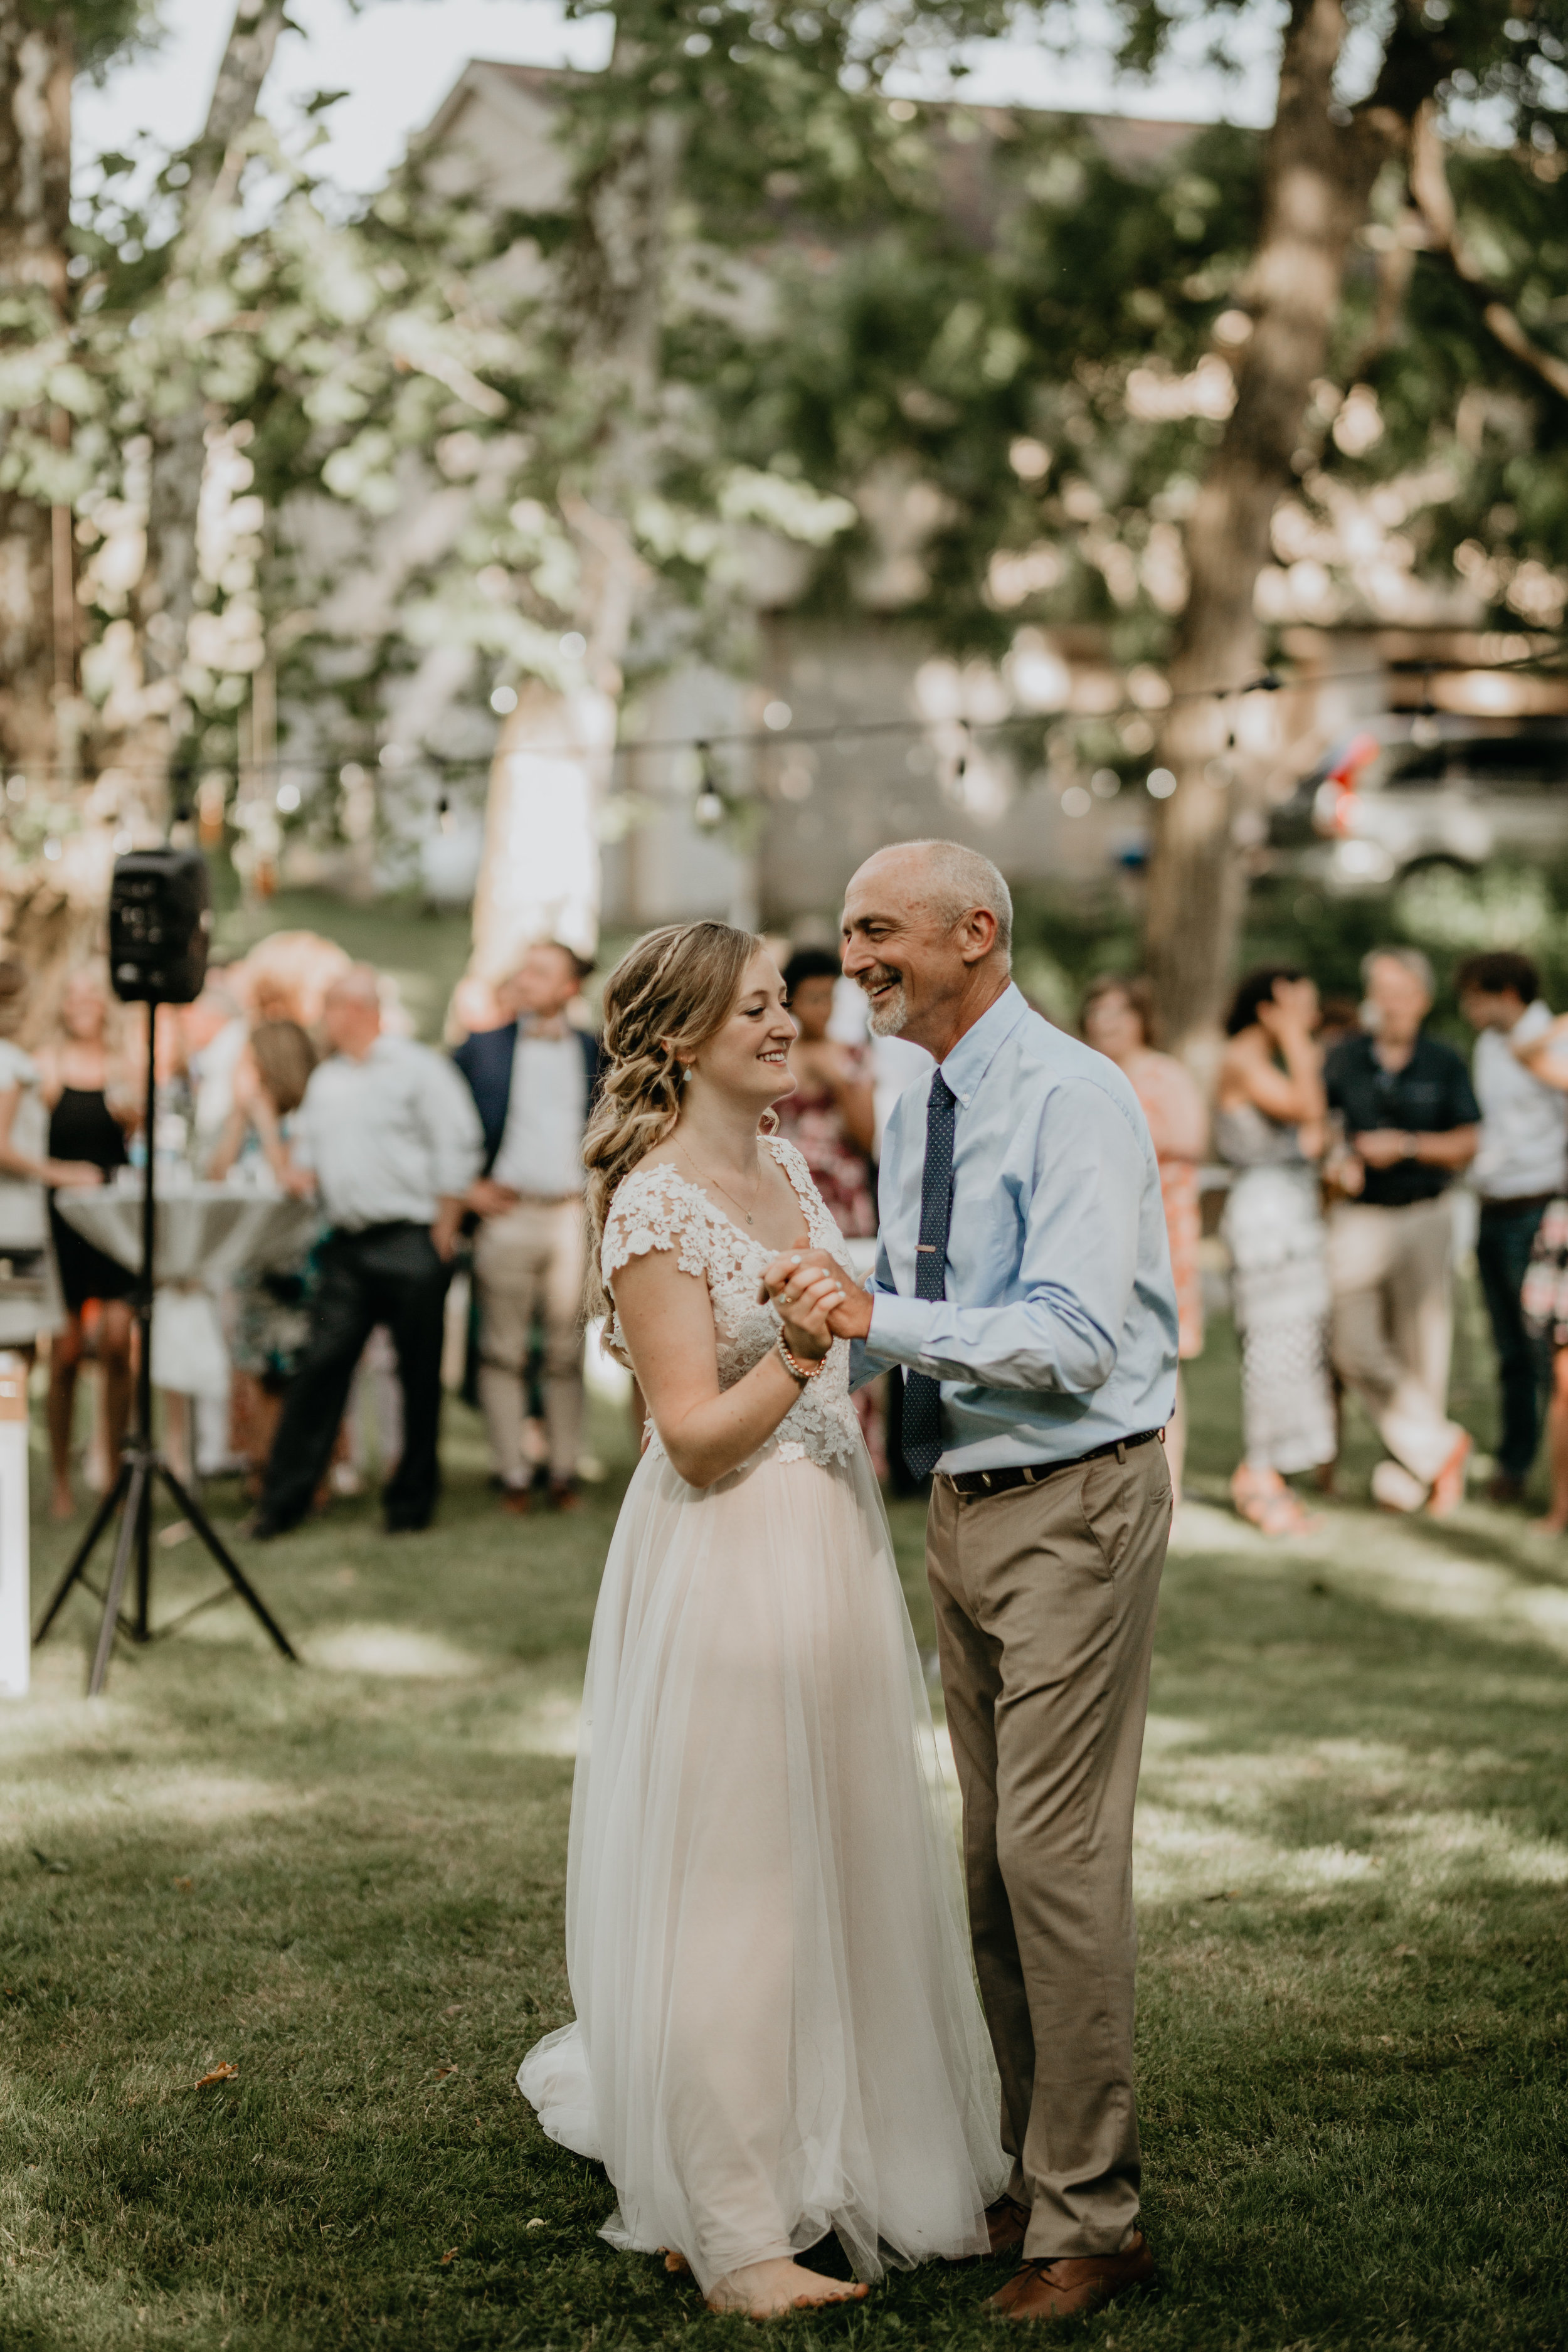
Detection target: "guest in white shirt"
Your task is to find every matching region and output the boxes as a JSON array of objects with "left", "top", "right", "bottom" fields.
[
  {"left": 453, "top": 941, "right": 599, "bottom": 1513},
  {"left": 250, "top": 965, "right": 483, "bottom": 1539},
  {"left": 1458, "top": 951, "right": 1567, "bottom": 1503}
]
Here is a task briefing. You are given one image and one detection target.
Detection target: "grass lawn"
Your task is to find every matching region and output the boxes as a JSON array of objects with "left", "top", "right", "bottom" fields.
[{"left": 4, "top": 1324, "right": 1567, "bottom": 2351}]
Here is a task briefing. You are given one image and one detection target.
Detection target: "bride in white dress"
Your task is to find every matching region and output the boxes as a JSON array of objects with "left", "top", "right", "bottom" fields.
[{"left": 518, "top": 921, "right": 1005, "bottom": 2317}]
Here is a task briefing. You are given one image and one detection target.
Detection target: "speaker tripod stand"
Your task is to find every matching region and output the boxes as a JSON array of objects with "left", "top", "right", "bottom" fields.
[{"left": 33, "top": 1004, "right": 297, "bottom": 1695}]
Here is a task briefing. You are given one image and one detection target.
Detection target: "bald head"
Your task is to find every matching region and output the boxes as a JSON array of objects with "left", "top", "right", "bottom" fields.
[
  {"left": 323, "top": 963, "right": 383, "bottom": 1059},
  {"left": 842, "top": 837, "right": 1014, "bottom": 1058},
  {"left": 325, "top": 963, "right": 381, "bottom": 1009}
]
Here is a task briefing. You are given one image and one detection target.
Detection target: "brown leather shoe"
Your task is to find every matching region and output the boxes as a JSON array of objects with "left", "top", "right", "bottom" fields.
[
  {"left": 985, "top": 2196, "right": 1031, "bottom": 2258},
  {"left": 988, "top": 2232, "right": 1155, "bottom": 2320},
  {"left": 499, "top": 1484, "right": 532, "bottom": 1516},
  {"left": 943, "top": 2193, "right": 1030, "bottom": 2265}
]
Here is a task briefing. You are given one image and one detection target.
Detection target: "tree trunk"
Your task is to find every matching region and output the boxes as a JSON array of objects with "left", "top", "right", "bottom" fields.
[
  {"left": 0, "top": 5, "right": 98, "bottom": 1002},
  {"left": 0, "top": 2, "right": 71, "bottom": 778},
  {"left": 135, "top": 1, "right": 287, "bottom": 812},
  {"left": 471, "top": 93, "right": 686, "bottom": 980},
  {"left": 1142, "top": 0, "right": 1398, "bottom": 1051}
]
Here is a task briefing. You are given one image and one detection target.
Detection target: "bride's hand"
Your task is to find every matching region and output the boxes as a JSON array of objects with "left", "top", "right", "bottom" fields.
[
  {"left": 758, "top": 1245, "right": 844, "bottom": 1308},
  {"left": 763, "top": 1246, "right": 874, "bottom": 1343},
  {"left": 760, "top": 1249, "right": 844, "bottom": 1362}
]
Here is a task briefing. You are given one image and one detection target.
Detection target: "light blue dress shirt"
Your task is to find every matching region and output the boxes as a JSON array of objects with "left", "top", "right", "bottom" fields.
[{"left": 850, "top": 983, "right": 1179, "bottom": 1472}]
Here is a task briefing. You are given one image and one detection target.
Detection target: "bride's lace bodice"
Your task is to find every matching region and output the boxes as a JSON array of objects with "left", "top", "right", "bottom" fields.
[{"left": 602, "top": 1138, "right": 862, "bottom": 1473}]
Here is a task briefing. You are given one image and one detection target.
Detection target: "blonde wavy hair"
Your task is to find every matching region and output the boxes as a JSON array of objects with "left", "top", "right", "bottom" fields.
[{"left": 583, "top": 921, "right": 761, "bottom": 1325}]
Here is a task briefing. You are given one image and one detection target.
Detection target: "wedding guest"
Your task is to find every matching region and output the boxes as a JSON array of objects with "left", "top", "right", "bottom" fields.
[
  {"left": 36, "top": 968, "right": 137, "bottom": 1520},
  {"left": 248, "top": 966, "right": 483, "bottom": 1539},
  {"left": 208, "top": 1019, "right": 320, "bottom": 1489},
  {"left": 180, "top": 965, "right": 248, "bottom": 1172},
  {"left": 1498, "top": 1012, "right": 1568, "bottom": 1530},
  {"left": 1325, "top": 947, "right": 1478, "bottom": 1515},
  {"left": 1210, "top": 968, "right": 1336, "bottom": 1534},
  {"left": 0, "top": 961, "right": 98, "bottom": 1375},
  {"left": 453, "top": 940, "right": 600, "bottom": 1514},
  {"left": 1081, "top": 973, "right": 1207, "bottom": 1508},
  {"left": 775, "top": 948, "right": 877, "bottom": 1242},
  {"left": 829, "top": 839, "right": 1175, "bottom": 2322},
  {"left": 1456, "top": 951, "right": 1565, "bottom": 1503},
  {"left": 779, "top": 948, "right": 886, "bottom": 1475}
]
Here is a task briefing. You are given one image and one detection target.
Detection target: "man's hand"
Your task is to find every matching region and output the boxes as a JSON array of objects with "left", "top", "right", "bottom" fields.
[
  {"left": 469, "top": 1176, "right": 521, "bottom": 1219},
  {"left": 1354, "top": 1128, "right": 1409, "bottom": 1168},
  {"left": 758, "top": 1245, "right": 875, "bottom": 1342},
  {"left": 280, "top": 1160, "right": 317, "bottom": 1200},
  {"left": 432, "top": 1198, "right": 464, "bottom": 1262}
]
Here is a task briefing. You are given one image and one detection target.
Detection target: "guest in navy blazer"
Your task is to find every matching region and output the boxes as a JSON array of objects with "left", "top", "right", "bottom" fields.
[{"left": 452, "top": 942, "right": 601, "bottom": 1512}]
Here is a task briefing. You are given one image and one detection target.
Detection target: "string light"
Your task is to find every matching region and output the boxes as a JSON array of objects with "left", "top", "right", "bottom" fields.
[
  {"left": 691, "top": 741, "right": 726, "bottom": 830},
  {"left": 3, "top": 644, "right": 1561, "bottom": 793}
]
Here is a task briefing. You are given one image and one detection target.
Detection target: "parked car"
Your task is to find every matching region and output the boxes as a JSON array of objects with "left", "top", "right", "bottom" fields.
[{"left": 1267, "top": 724, "right": 1568, "bottom": 890}]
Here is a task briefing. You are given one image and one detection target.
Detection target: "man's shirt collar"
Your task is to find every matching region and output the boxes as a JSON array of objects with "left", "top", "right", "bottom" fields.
[{"left": 938, "top": 982, "right": 1028, "bottom": 1110}]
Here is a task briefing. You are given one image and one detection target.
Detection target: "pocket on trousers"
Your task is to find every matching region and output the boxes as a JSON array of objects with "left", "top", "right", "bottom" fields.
[{"left": 1079, "top": 1453, "right": 1133, "bottom": 1580}]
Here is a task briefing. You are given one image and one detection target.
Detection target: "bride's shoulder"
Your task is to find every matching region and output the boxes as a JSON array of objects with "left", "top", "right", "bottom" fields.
[
  {"left": 767, "top": 1131, "right": 827, "bottom": 1205},
  {"left": 601, "top": 1155, "right": 710, "bottom": 1279}
]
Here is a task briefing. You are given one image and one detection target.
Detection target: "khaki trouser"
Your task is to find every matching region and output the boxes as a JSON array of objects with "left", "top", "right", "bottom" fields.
[
  {"left": 1327, "top": 1195, "right": 1464, "bottom": 1485},
  {"left": 928, "top": 1436, "right": 1171, "bottom": 2259},
  {"left": 473, "top": 1197, "right": 585, "bottom": 1486}
]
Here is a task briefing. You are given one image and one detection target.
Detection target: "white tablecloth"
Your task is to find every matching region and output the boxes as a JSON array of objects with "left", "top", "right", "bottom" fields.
[{"left": 55, "top": 1181, "right": 322, "bottom": 1397}]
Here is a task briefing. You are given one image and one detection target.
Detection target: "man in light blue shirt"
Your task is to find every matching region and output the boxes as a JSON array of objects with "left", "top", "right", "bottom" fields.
[
  {"left": 770, "top": 839, "right": 1177, "bottom": 2323},
  {"left": 859, "top": 970, "right": 1177, "bottom": 1471}
]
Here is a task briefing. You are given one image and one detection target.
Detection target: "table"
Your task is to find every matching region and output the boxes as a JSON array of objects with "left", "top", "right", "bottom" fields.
[{"left": 55, "top": 1179, "right": 322, "bottom": 1397}]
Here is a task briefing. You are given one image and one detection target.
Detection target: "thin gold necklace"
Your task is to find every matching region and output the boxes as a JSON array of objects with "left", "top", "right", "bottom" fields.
[{"left": 679, "top": 1138, "right": 763, "bottom": 1227}]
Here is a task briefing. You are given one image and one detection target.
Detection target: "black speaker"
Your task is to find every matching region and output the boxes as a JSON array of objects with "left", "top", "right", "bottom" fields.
[{"left": 108, "top": 847, "right": 211, "bottom": 1005}]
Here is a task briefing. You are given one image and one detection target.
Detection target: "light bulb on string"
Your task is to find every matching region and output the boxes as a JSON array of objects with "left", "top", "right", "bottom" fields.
[{"left": 692, "top": 741, "right": 726, "bottom": 830}]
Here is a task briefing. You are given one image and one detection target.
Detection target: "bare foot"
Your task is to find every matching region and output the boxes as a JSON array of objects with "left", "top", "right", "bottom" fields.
[
  {"left": 1530, "top": 1513, "right": 1568, "bottom": 1535},
  {"left": 705, "top": 2258, "right": 870, "bottom": 2319},
  {"left": 50, "top": 1483, "right": 75, "bottom": 1522}
]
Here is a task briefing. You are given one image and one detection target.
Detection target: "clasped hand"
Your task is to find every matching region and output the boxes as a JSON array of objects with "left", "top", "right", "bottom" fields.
[
  {"left": 757, "top": 1246, "right": 873, "bottom": 1355},
  {"left": 1353, "top": 1127, "right": 1409, "bottom": 1169}
]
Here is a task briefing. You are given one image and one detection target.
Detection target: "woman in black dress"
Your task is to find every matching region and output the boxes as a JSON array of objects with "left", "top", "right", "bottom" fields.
[{"left": 38, "top": 970, "right": 138, "bottom": 1518}]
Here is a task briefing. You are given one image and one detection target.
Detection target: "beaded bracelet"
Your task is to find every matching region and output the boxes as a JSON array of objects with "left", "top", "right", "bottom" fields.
[{"left": 777, "top": 1335, "right": 828, "bottom": 1385}]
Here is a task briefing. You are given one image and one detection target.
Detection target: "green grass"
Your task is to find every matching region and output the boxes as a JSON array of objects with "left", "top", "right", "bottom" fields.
[{"left": 4, "top": 1333, "right": 1567, "bottom": 2351}]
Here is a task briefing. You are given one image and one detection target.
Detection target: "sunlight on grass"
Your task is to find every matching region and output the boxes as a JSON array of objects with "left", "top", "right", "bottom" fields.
[
  {"left": 1173, "top": 1494, "right": 1568, "bottom": 1657},
  {"left": 303, "top": 1623, "right": 488, "bottom": 1678}
]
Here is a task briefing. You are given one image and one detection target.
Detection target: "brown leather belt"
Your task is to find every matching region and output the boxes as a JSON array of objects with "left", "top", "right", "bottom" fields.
[{"left": 939, "top": 1428, "right": 1163, "bottom": 1499}]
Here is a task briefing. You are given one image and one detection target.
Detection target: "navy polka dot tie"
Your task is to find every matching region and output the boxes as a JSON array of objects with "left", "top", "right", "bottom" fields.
[{"left": 901, "top": 1072, "right": 957, "bottom": 1481}]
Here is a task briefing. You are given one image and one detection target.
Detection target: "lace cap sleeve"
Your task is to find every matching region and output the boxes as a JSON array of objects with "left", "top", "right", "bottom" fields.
[{"left": 601, "top": 1164, "right": 710, "bottom": 1287}]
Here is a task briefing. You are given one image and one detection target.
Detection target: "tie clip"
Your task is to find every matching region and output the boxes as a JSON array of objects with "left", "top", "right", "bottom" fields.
[{"left": 916, "top": 1243, "right": 938, "bottom": 1251}]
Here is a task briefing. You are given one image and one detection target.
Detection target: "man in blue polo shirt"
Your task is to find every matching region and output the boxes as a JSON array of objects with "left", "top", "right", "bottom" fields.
[{"left": 1325, "top": 946, "right": 1479, "bottom": 1513}]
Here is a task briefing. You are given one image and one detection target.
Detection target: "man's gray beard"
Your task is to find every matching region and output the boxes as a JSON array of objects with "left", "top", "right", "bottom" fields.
[{"left": 866, "top": 982, "right": 909, "bottom": 1038}]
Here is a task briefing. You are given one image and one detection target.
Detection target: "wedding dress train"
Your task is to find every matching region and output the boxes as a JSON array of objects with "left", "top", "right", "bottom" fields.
[{"left": 518, "top": 1140, "right": 1006, "bottom": 2296}]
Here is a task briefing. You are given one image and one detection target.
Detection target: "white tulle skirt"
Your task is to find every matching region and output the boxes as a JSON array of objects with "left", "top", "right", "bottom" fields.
[{"left": 518, "top": 1437, "right": 1007, "bottom": 2297}]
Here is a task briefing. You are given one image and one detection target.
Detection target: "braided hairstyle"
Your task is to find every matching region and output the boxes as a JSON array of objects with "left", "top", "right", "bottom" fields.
[{"left": 583, "top": 921, "right": 761, "bottom": 1325}]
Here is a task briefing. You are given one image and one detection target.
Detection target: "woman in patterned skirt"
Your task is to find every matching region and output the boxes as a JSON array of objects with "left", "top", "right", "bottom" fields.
[
  {"left": 1214, "top": 967, "right": 1336, "bottom": 1536},
  {"left": 1509, "top": 1015, "right": 1568, "bottom": 1530},
  {"left": 1081, "top": 973, "right": 1207, "bottom": 1507}
]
